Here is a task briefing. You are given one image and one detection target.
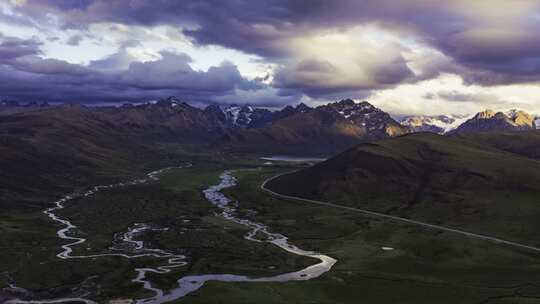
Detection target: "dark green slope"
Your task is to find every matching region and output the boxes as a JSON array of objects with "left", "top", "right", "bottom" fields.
[
  {"left": 454, "top": 130, "right": 540, "bottom": 160},
  {"left": 0, "top": 105, "right": 185, "bottom": 210},
  {"left": 266, "top": 131, "right": 540, "bottom": 244}
]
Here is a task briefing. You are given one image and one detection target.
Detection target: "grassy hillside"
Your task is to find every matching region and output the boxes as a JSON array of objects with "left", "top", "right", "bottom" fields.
[
  {"left": 185, "top": 168, "right": 540, "bottom": 304},
  {"left": 266, "top": 131, "right": 540, "bottom": 244},
  {"left": 455, "top": 130, "right": 540, "bottom": 159},
  {"left": 0, "top": 105, "right": 190, "bottom": 210}
]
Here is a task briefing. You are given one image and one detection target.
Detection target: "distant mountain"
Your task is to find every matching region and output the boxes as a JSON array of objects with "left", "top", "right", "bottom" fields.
[
  {"left": 95, "top": 96, "right": 223, "bottom": 143},
  {"left": 29, "top": 97, "right": 318, "bottom": 145},
  {"left": 220, "top": 99, "right": 408, "bottom": 155},
  {"left": 2, "top": 98, "right": 407, "bottom": 154},
  {"left": 270, "top": 103, "right": 312, "bottom": 122},
  {"left": 220, "top": 105, "right": 274, "bottom": 128},
  {"left": 0, "top": 100, "right": 20, "bottom": 107},
  {"left": 449, "top": 109, "right": 537, "bottom": 135},
  {"left": 0, "top": 100, "right": 49, "bottom": 115},
  {"left": 400, "top": 114, "right": 471, "bottom": 134},
  {"left": 323, "top": 99, "right": 407, "bottom": 137},
  {"left": 203, "top": 103, "right": 309, "bottom": 129}
]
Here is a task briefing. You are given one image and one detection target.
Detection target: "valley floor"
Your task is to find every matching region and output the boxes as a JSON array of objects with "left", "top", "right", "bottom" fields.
[{"left": 2, "top": 156, "right": 540, "bottom": 303}]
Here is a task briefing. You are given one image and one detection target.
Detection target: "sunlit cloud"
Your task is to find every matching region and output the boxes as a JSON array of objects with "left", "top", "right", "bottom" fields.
[
  {"left": 369, "top": 74, "right": 540, "bottom": 115},
  {"left": 0, "top": 0, "right": 540, "bottom": 113}
]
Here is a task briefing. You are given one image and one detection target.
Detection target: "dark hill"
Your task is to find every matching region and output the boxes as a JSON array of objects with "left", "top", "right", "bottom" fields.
[
  {"left": 266, "top": 131, "right": 540, "bottom": 243},
  {"left": 0, "top": 104, "right": 185, "bottom": 210}
]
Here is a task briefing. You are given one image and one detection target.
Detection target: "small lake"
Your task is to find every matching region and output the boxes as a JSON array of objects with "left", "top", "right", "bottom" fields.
[{"left": 260, "top": 156, "right": 327, "bottom": 163}]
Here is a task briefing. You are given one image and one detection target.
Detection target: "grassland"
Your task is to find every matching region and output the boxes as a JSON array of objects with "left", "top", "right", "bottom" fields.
[
  {"left": 182, "top": 168, "right": 540, "bottom": 304},
  {"left": 267, "top": 132, "right": 540, "bottom": 245},
  {"left": 0, "top": 158, "right": 315, "bottom": 302},
  {"left": 4, "top": 134, "right": 540, "bottom": 303}
]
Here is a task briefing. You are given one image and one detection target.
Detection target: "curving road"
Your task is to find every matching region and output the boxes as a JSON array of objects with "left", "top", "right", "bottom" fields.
[{"left": 261, "top": 171, "right": 540, "bottom": 253}]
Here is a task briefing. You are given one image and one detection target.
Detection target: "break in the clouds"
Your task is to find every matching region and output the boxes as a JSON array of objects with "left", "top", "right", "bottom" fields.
[
  {"left": 1, "top": 0, "right": 540, "bottom": 114},
  {"left": 0, "top": 36, "right": 272, "bottom": 104}
]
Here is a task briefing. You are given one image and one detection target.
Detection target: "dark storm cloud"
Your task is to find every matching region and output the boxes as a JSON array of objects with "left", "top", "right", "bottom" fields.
[
  {"left": 432, "top": 24, "right": 540, "bottom": 85},
  {"left": 436, "top": 90, "right": 506, "bottom": 105},
  {"left": 373, "top": 57, "right": 415, "bottom": 85},
  {"left": 273, "top": 57, "right": 413, "bottom": 97},
  {"left": 437, "top": 90, "right": 478, "bottom": 102},
  {"left": 0, "top": 37, "right": 270, "bottom": 104},
  {"left": 66, "top": 34, "right": 83, "bottom": 46},
  {"left": 119, "top": 51, "right": 260, "bottom": 93},
  {"left": 11, "top": 1, "right": 450, "bottom": 51},
  {"left": 7, "top": 0, "right": 540, "bottom": 102},
  {"left": 88, "top": 49, "right": 136, "bottom": 72},
  {"left": 0, "top": 36, "right": 42, "bottom": 61},
  {"left": 13, "top": 57, "right": 90, "bottom": 76}
]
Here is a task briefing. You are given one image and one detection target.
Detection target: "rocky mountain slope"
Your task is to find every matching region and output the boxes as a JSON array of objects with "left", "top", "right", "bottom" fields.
[
  {"left": 221, "top": 99, "right": 408, "bottom": 155},
  {"left": 449, "top": 109, "right": 537, "bottom": 134},
  {"left": 0, "top": 100, "right": 50, "bottom": 115},
  {"left": 96, "top": 97, "right": 224, "bottom": 143}
]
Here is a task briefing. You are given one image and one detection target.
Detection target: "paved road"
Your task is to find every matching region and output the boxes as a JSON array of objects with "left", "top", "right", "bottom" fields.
[{"left": 260, "top": 171, "right": 540, "bottom": 253}]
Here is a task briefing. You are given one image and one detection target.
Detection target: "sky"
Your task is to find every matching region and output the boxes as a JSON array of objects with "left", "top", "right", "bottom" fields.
[{"left": 1, "top": 0, "right": 540, "bottom": 115}]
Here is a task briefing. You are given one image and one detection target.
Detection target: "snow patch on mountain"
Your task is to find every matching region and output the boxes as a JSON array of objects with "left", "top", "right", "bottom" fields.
[
  {"left": 433, "top": 115, "right": 473, "bottom": 132},
  {"left": 400, "top": 114, "right": 473, "bottom": 134},
  {"left": 223, "top": 105, "right": 254, "bottom": 127},
  {"left": 330, "top": 99, "right": 380, "bottom": 121},
  {"left": 535, "top": 117, "right": 540, "bottom": 129}
]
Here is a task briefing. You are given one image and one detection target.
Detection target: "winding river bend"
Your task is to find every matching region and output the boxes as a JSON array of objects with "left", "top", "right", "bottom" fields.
[{"left": 7, "top": 167, "right": 336, "bottom": 304}]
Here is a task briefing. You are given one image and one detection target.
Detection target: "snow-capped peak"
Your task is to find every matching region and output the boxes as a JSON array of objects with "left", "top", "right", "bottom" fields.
[
  {"left": 506, "top": 109, "right": 520, "bottom": 119},
  {"left": 400, "top": 114, "right": 473, "bottom": 134},
  {"left": 296, "top": 103, "right": 311, "bottom": 113},
  {"left": 223, "top": 104, "right": 255, "bottom": 127},
  {"left": 165, "top": 96, "right": 182, "bottom": 107},
  {"left": 535, "top": 117, "right": 540, "bottom": 129},
  {"left": 330, "top": 100, "right": 379, "bottom": 120},
  {"left": 224, "top": 105, "right": 241, "bottom": 124}
]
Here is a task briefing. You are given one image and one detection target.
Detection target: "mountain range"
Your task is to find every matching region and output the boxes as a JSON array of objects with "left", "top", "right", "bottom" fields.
[
  {"left": 3, "top": 98, "right": 540, "bottom": 189},
  {"left": 0, "top": 98, "right": 410, "bottom": 154},
  {"left": 0, "top": 100, "right": 49, "bottom": 116},
  {"left": 0, "top": 97, "right": 411, "bottom": 207},
  {"left": 400, "top": 109, "right": 540, "bottom": 135},
  {"left": 3, "top": 97, "right": 538, "bottom": 196},
  {"left": 3, "top": 98, "right": 538, "bottom": 139},
  {"left": 2, "top": 97, "right": 540, "bottom": 204},
  {"left": 220, "top": 99, "right": 408, "bottom": 155}
]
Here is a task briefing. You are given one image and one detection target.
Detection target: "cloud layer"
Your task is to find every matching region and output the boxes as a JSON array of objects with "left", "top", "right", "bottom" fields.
[
  {"left": 1, "top": 0, "right": 540, "bottom": 112},
  {"left": 0, "top": 36, "right": 276, "bottom": 104}
]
